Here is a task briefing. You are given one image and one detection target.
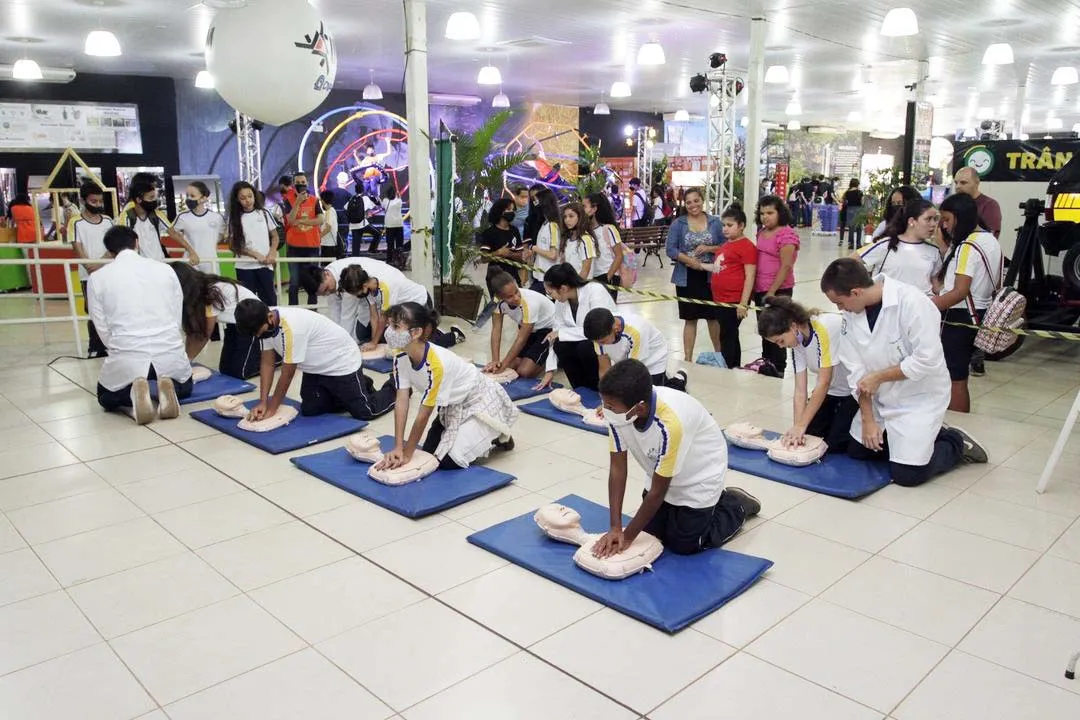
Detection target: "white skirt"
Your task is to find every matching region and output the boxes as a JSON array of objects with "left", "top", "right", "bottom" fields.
[{"left": 435, "top": 373, "right": 519, "bottom": 468}]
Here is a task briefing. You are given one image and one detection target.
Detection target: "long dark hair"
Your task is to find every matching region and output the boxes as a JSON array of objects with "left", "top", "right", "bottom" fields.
[
  {"left": 587, "top": 192, "right": 618, "bottom": 226},
  {"left": 560, "top": 202, "right": 591, "bottom": 254},
  {"left": 937, "top": 192, "right": 987, "bottom": 281},
  {"left": 386, "top": 301, "right": 440, "bottom": 341},
  {"left": 883, "top": 198, "right": 934, "bottom": 251},
  {"left": 487, "top": 197, "right": 514, "bottom": 227},
  {"left": 882, "top": 185, "right": 921, "bottom": 227},
  {"left": 755, "top": 195, "right": 794, "bottom": 227},
  {"left": 535, "top": 188, "right": 560, "bottom": 224},
  {"left": 757, "top": 295, "right": 815, "bottom": 338},
  {"left": 228, "top": 181, "right": 259, "bottom": 256},
  {"left": 543, "top": 262, "right": 588, "bottom": 290},
  {"left": 172, "top": 263, "right": 239, "bottom": 337}
]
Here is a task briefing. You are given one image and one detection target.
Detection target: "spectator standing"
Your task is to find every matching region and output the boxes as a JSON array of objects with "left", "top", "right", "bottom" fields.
[{"left": 753, "top": 195, "right": 800, "bottom": 375}]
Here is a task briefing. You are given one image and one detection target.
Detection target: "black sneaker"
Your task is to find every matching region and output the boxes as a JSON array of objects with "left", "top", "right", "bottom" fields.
[
  {"left": 450, "top": 325, "right": 466, "bottom": 345},
  {"left": 494, "top": 435, "right": 515, "bottom": 452},
  {"left": 950, "top": 425, "right": 988, "bottom": 464},
  {"left": 723, "top": 486, "right": 761, "bottom": 518},
  {"left": 970, "top": 360, "right": 986, "bottom": 377},
  {"left": 669, "top": 370, "right": 688, "bottom": 392},
  {"left": 474, "top": 301, "right": 498, "bottom": 331}
]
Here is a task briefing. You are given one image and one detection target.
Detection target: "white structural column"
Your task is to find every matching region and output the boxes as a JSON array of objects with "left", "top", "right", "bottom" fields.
[
  {"left": 404, "top": 0, "right": 434, "bottom": 293},
  {"left": 235, "top": 111, "right": 262, "bottom": 187},
  {"left": 743, "top": 16, "right": 766, "bottom": 213},
  {"left": 1014, "top": 83, "right": 1027, "bottom": 138}
]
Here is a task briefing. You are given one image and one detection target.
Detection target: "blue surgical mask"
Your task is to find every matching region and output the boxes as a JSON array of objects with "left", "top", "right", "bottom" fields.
[
  {"left": 795, "top": 330, "right": 805, "bottom": 346},
  {"left": 384, "top": 327, "right": 414, "bottom": 350}
]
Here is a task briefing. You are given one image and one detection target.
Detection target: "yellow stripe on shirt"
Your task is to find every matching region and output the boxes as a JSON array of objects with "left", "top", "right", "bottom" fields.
[
  {"left": 378, "top": 279, "right": 392, "bottom": 312},
  {"left": 583, "top": 234, "right": 597, "bottom": 258},
  {"left": 810, "top": 318, "right": 834, "bottom": 368},
  {"left": 520, "top": 295, "right": 531, "bottom": 324},
  {"left": 955, "top": 242, "right": 974, "bottom": 276},
  {"left": 280, "top": 317, "right": 295, "bottom": 364},
  {"left": 624, "top": 324, "right": 642, "bottom": 360},
  {"left": 420, "top": 346, "right": 445, "bottom": 408},
  {"left": 654, "top": 400, "right": 684, "bottom": 477}
]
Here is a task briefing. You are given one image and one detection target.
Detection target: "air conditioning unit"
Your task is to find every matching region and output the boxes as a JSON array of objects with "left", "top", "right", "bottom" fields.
[{"left": 0, "top": 65, "right": 77, "bottom": 84}]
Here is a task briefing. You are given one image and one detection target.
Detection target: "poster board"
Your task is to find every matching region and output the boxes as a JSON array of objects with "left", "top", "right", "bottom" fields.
[{"left": 0, "top": 100, "right": 143, "bottom": 154}]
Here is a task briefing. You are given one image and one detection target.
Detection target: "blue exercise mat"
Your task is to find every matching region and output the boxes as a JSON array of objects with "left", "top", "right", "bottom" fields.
[
  {"left": 150, "top": 365, "right": 254, "bottom": 405},
  {"left": 467, "top": 494, "right": 773, "bottom": 633},
  {"left": 290, "top": 436, "right": 515, "bottom": 518},
  {"left": 501, "top": 376, "right": 561, "bottom": 401},
  {"left": 189, "top": 398, "right": 367, "bottom": 454},
  {"left": 727, "top": 428, "right": 891, "bottom": 499},
  {"left": 518, "top": 387, "right": 608, "bottom": 436},
  {"left": 364, "top": 357, "right": 395, "bottom": 374}
]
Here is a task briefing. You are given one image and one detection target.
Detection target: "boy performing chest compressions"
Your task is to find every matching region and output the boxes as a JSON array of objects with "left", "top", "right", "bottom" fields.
[
  {"left": 483, "top": 271, "right": 557, "bottom": 380},
  {"left": 234, "top": 300, "right": 395, "bottom": 422},
  {"left": 593, "top": 359, "right": 760, "bottom": 557},
  {"left": 582, "top": 308, "right": 688, "bottom": 391},
  {"left": 820, "top": 258, "right": 988, "bottom": 486}
]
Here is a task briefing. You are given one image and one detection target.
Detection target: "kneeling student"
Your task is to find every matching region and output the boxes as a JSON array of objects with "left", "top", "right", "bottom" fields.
[
  {"left": 304, "top": 259, "right": 371, "bottom": 343},
  {"left": 483, "top": 271, "right": 556, "bottom": 380},
  {"left": 820, "top": 258, "right": 987, "bottom": 486},
  {"left": 235, "top": 300, "right": 395, "bottom": 422},
  {"left": 593, "top": 359, "right": 760, "bottom": 558},
  {"left": 756, "top": 296, "right": 858, "bottom": 453},
  {"left": 582, "top": 307, "right": 687, "bottom": 391},
  {"left": 172, "top": 263, "right": 260, "bottom": 379},
  {"left": 378, "top": 302, "right": 518, "bottom": 471}
]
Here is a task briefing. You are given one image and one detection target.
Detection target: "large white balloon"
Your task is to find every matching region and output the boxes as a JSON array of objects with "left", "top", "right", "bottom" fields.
[{"left": 205, "top": 0, "right": 337, "bottom": 126}]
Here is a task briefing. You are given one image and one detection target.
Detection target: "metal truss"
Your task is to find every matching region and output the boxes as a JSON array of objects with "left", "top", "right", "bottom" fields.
[
  {"left": 235, "top": 111, "right": 263, "bottom": 187},
  {"left": 705, "top": 68, "right": 742, "bottom": 215},
  {"left": 636, "top": 125, "right": 655, "bottom": 191}
]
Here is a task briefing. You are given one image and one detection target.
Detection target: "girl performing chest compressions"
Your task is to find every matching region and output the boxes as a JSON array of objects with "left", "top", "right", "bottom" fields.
[
  {"left": 379, "top": 302, "right": 518, "bottom": 471},
  {"left": 484, "top": 271, "right": 557, "bottom": 380},
  {"left": 756, "top": 296, "right": 858, "bottom": 453},
  {"left": 172, "top": 263, "right": 259, "bottom": 379},
  {"left": 854, "top": 198, "right": 943, "bottom": 295},
  {"left": 538, "top": 263, "right": 618, "bottom": 391}
]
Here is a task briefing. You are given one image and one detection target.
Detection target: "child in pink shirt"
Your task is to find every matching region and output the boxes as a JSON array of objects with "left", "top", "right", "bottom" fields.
[{"left": 752, "top": 196, "right": 800, "bottom": 376}]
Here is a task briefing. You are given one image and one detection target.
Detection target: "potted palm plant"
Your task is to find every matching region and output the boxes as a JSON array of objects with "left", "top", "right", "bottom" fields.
[{"left": 434, "top": 110, "right": 533, "bottom": 320}]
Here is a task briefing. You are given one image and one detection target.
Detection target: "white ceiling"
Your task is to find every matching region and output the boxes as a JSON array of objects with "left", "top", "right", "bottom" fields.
[{"left": 2, "top": 0, "right": 1080, "bottom": 135}]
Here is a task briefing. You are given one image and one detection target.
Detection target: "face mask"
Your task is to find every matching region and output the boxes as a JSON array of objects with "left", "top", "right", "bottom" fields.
[
  {"left": 294, "top": 185, "right": 308, "bottom": 194},
  {"left": 85, "top": 203, "right": 103, "bottom": 214},
  {"left": 795, "top": 330, "right": 805, "bottom": 346},
  {"left": 140, "top": 200, "right": 158, "bottom": 214},
  {"left": 384, "top": 327, "right": 414, "bottom": 350},
  {"left": 606, "top": 403, "right": 640, "bottom": 429},
  {"left": 259, "top": 325, "right": 280, "bottom": 340},
  {"left": 185, "top": 199, "right": 200, "bottom": 211},
  {"left": 502, "top": 211, "right": 515, "bottom": 223}
]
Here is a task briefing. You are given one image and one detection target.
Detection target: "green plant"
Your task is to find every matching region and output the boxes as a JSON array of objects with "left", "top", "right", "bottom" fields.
[
  {"left": 650, "top": 154, "right": 670, "bottom": 188},
  {"left": 446, "top": 110, "right": 534, "bottom": 287},
  {"left": 863, "top": 166, "right": 904, "bottom": 226},
  {"left": 574, "top": 138, "right": 607, "bottom": 199}
]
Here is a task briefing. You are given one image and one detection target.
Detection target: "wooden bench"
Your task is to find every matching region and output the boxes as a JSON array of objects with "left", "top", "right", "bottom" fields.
[{"left": 620, "top": 225, "right": 668, "bottom": 268}]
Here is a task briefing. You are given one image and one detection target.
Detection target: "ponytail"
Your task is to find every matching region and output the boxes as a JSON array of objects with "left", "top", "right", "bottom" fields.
[
  {"left": 387, "top": 301, "right": 440, "bottom": 341},
  {"left": 756, "top": 295, "right": 816, "bottom": 338}
]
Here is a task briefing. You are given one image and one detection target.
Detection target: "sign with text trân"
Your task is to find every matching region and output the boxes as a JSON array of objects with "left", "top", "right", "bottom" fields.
[{"left": 953, "top": 140, "right": 1078, "bottom": 182}]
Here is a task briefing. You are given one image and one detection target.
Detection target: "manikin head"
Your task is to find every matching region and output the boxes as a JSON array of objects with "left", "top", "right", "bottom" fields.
[{"left": 820, "top": 258, "right": 879, "bottom": 313}]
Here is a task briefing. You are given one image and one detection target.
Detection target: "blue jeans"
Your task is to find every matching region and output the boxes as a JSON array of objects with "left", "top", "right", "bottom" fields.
[{"left": 285, "top": 246, "right": 320, "bottom": 305}]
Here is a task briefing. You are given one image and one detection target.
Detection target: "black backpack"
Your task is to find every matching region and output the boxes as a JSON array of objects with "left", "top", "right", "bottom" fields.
[
  {"left": 346, "top": 194, "right": 367, "bottom": 224},
  {"left": 637, "top": 190, "right": 655, "bottom": 223}
]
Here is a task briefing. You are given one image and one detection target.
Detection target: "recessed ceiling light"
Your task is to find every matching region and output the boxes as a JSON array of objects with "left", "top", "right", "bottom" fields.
[
  {"left": 200, "top": 0, "right": 247, "bottom": 8},
  {"left": 3, "top": 36, "right": 45, "bottom": 44},
  {"left": 1051, "top": 66, "right": 1079, "bottom": 85}
]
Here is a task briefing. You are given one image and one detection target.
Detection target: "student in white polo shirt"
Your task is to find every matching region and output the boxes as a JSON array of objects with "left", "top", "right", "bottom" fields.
[
  {"left": 583, "top": 307, "right": 688, "bottom": 391},
  {"left": 172, "top": 181, "right": 225, "bottom": 274},
  {"left": 172, "top": 263, "right": 260, "bottom": 379},
  {"left": 593, "top": 359, "right": 760, "bottom": 557},
  {"left": 235, "top": 300, "right": 396, "bottom": 422},
  {"left": 122, "top": 178, "right": 200, "bottom": 265},
  {"left": 69, "top": 182, "right": 114, "bottom": 358},
  {"left": 304, "top": 257, "right": 372, "bottom": 343},
  {"left": 483, "top": 271, "right": 556, "bottom": 380}
]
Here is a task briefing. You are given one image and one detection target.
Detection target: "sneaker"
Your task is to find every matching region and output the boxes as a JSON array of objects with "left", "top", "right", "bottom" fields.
[
  {"left": 670, "top": 369, "right": 688, "bottom": 392},
  {"left": 474, "top": 301, "right": 498, "bottom": 331},
  {"left": 450, "top": 325, "right": 466, "bottom": 345},
  {"left": 950, "top": 425, "right": 988, "bottom": 464},
  {"left": 493, "top": 435, "right": 515, "bottom": 452},
  {"left": 969, "top": 360, "right": 986, "bottom": 377},
  {"left": 723, "top": 486, "right": 761, "bottom": 518},
  {"left": 130, "top": 377, "right": 154, "bottom": 425},
  {"left": 157, "top": 377, "right": 180, "bottom": 420}
]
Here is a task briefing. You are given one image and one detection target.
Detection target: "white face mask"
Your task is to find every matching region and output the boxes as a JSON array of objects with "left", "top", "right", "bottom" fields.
[
  {"left": 384, "top": 327, "right": 414, "bottom": 351},
  {"left": 606, "top": 403, "right": 641, "bottom": 429}
]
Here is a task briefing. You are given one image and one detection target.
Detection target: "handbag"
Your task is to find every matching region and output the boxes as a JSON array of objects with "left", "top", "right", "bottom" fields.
[{"left": 960, "top": 240, "right": 1026, "bottom": 354}]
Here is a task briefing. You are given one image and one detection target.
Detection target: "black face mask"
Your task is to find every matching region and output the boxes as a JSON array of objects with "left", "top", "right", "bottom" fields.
[
  {"left": 85, "top": 204, "right": 103, "bottom": 214},
  {"left": 294, "top": 184, "right": 308, "bottom": 194},
  {"left": 502, "top": 211, "right": 515, "bottom": 224},
  {"left": 140, "top": 200, "right": 158, "bottom": 214},
  {"left": 185, "top": 199, "right": 200, "bottom": 211},
  {"left": 259, "top": 325, "right": 280, "bottom": 340}
]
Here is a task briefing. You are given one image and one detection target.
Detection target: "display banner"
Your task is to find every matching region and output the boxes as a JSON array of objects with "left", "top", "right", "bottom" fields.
[
  {"left": 953, "top": 140, "right": 1078, "bottom": 182},
  {"left": 0, "top": 101, "right": 143, "bottom": 153}
]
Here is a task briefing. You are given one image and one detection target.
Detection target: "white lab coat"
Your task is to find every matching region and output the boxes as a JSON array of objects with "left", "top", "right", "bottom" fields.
[
  {"left": 836, "top": 274, "right": 950, "bottom": 466},
  {"left": 546, "top": 282, "right": 617, "bottom": 372},
  {"left": 88, "top": 249, "right": 192, "bottom": 391}
]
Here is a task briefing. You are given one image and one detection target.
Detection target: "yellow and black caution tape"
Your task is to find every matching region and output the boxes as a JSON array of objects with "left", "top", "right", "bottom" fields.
[{"left": 477, "top": 252, "right": 1080, "bottom": 343}]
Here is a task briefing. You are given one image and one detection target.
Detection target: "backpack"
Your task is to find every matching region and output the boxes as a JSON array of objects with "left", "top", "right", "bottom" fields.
[
  {"left": 961, "top": 240, "right": 1026, "bottom": 354},
  {"left": 636, "top": 190, "right": 655, "bottom": 224},
  {"left": 346, "top": 194, "right": 368, "bottom": 224},
  {"left": 601, "top": 225, "right": 638, "bottom": 287}
]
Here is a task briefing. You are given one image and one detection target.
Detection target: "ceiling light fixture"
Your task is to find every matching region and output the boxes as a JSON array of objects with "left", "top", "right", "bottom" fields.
[
  {"left": 477, "top": 63, "right": 502, "bottom": 85},
  {"left": 785, "top": 99, "right": 802, "bottom": 116},
  {"left": 740, "top": 116, "right": 749, "bottom": 128},
  {"left": 12, "top": 58, "right": 42, "bottom": 81},
  {"left": 623, "top": 124, "right": 635, "bottom": 137},
  {"left": 610, "top": 81, "right": 631, "bottom": 98},
  {"left": 492, "top": 88, "right": 510, "bottom": 108},
  {"left": 764, "top": 65, "right": 789, "bottom": 84},
  {"left": 786, "top": 120, "right": 801, "bottom": 131},
  {"left": 594, "top": 92, "right": 610, "bottom": 115},
  {"left": 1051, "top": 66, "right": 1079, "bottom": 85},
  {"left": 445, "top": 11, "right": 481, "bottom": 40},
  {"left": 880, "top": 8, "right": 919, "bottom": 36},
  {"left": 194, "top": 70, "right": 214, "bottom": 89},
  {"left": 1072, "top": 123, "right": 1080, "bottom": 134},
  {"left": 673, "top": 109, "right": 690, "bottom": 122},
  {"left": 982, "top": 43, "right": 1014, "bottom": 65},
  {"left": 84, "top": 29, "right": 121, "bottom": 57},
  {"left": 363, "top": 69, "right": 383, "bottom": 100},
  {"left": 637, "top": 41, "right": 666, "bottom": 66},
  {"left": 847, "top": 111, "right": 863, "bottom": 122}
]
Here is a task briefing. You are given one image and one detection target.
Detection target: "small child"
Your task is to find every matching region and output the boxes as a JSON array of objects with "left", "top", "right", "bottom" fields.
[
  {"left": 592, "top": 359, "right": 761, "bottom": 557},
  {"left": 707, "top": 204, "right": 757, "bottom": 369},
  {"left": 582, "top": 307, "right": 687, "bottom": 391}
]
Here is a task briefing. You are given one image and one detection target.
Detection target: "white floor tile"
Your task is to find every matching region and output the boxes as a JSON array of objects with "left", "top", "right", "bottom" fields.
[
  {"left": 7, "top": 486, "right": 144, "bottom": 545},
  {"left": 439, "top": 483, "right": 532, "bottom": 521},
  {"left": 364, "top": 522, "right": 507, "bottom": 595},
  {"left": 166, "top": 649, "right": 393, "bottom": 720},
  {"left": 691, "top": 578, "right": 812, "bottom": 648},
  {"left": 439, "top": 564, "right": 603, "bottom": 646},
  {"left": 1047, "top": 518, "right": 1080, "bottom": 564},
  {"left": 59, "top": 426, "right": 170, "bottom": 462},
  {"left": 87, "top": 445, "right": 209, "bottom": 486},
  {"left": 821, "top": 556, "right": 999, "bottom": 645},
  {"left": 306, "top": 500, "right": 449, "bottom": 553},
  {"left": 0, "top": 547, "right": 59, "bottom": 608},
  {"left": 404, "top": 651, "right": 636, "bottom": 720},
  {"left": 0, "top": 441, "right": 80, "bottom": 481},
  {"left": 882, "top": 522, "right": 1040, "bottom": 593},
  {"left": 894, "top": 650, "right": 1080, "bottom": 720},
  {"left": 747, "top": 599, "right": 948, "bottom": 714},
  {"left": 0, "top": 643, "right": 155, "bottom": 720},
  {"left": 257, "top": 474, "right": 359, "bottom": 517},
  {"left": 0, "top": 464, "right": 109, "bottom": 512},
  {"left": 251, "top": 557, "right": 425, "bottom": 644},
  {"left": 318, "top": 599, "right": 517, "bottom": 711},
  {"left": 35, "top": 516, "right": 187, "bottom": 587},
  {"left": 651, "top": 652, "right": 883, "bottom": 720},
  {"left": 0, "top": 514, "right": 25, "bottom": 554},
  {"left": 532, "top": 609, "right": 735, "bottom": 714},
  {"left": 858, "top": 481, "right": 962, "bottom": 520},
  {"left": 928, "top": 492, "right": 1071, "bottom": 552},
  {"left": 774, "top": 495, "right": 919, "bottom": 553},
  {"left": 968, "top": 465, "right": 1080, "bottom": 519},
  {"left": 153, "top": 491, "right": 293, "bottom": 549},
  {"left": 720, "top": 470, "right": 816, "bottom": 520},
  {"left": 724, "top": 522, "right": 870, "bottom": 595},
  {"left": 38, "top": 410, "right": 145, "bottom": 441},
  {"left": 455, "top": 493, "right": 563, "bottom": 532},
  {"left": 0, "top": 591, "right": 102, "bottom": 675},
  {"left": 119, "top": 465, "right": 244, "bottom": 515},
  {"left": 68, "top": 553, "right": 239, "bottom": 639},
  {"left": 1009, "top": 555, "right": 1080, "bottom": 618},
  {"left": 111, "top": 595, "right": 305, "bottom": 705},
  {"left": 482, "top": 445, "right": 602, "bottom": 492}
]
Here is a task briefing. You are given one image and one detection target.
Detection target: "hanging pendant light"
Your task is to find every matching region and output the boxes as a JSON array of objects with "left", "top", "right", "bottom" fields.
[
  {"left": 1051, "top": 66, "right": 1079, "bottom": 86},
  {"left": 12, "top": 58, "right": 43, "bottom": 81},
  {"left": 610, "top": 81, "right": 631, "bottom": 98},
  {"left": 194, "top": 70, "right": 215, "bottom": 89},
  {"left": 764, "top": 65, "right": 789, "bottom": 84},
  {"left": 785, "top": 98, "right": 802, "bottom": 116},
  {"left": 84, "top": 29, "right": 121, "bottom": 57},
  {"left": 477, "top": 64, "right": 502, "bottom": 85},
  {"left": 594, "top": 92, "right": 610, "bottom": 115},
  {"left": 363, "top": 69, "right": 383, "bottom": 100},
  {"left": 880, "top": 8, "right": 918, "bottom": 36},
  {"left": 637, "top": 41, "right": 666, "bottom": 66},
  {"left": 672, "top": 109, "right": 690, "bottom": 122},
  {"left": 492, "top": 87, "right": 510, "bottom": 108},
  {"left": 445, "top": 11, "right": 480, "bottom": 40},
  {"left": 982, "top": 43, "right": 1014, "bottom": 65},
  {"left": 787, "top": 120, "right": 802, "bottom": 131}
]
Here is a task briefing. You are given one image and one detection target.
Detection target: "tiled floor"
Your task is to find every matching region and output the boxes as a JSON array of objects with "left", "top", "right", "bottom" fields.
[{"left": 1, "top": 231, "right": 1079, "bottom": 718}]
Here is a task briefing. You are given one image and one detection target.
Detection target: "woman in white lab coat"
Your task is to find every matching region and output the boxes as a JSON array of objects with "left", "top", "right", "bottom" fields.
[
  {"left": 536, "top": 262, "right": 617, "bottom": 391},
  {"left": 819, "top": 258, "right": 987, "bottom": 486}
]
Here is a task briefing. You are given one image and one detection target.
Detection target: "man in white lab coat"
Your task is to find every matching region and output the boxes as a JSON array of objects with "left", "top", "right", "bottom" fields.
[
  {"left": 89, "top": 226, "right": 193, "bottom": 424},
  {"left": 820, "top": 258, "right": 987, "bottom": 486}
]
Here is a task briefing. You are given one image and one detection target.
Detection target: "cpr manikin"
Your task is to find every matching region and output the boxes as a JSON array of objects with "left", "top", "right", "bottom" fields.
[
  {"left": 549, "top": 388, "right": 607, "bottom": 427},
  {"left": 192, "top": 365, "right": 213, "bottom": 383},
  {"left": 487, "top": 367, "right": 519, "bottom": 384},
  {"left": 344, "top": 431, "right": 439, "bottom": 485},
  {"left": 534, "top": 503, "right": 663, "bottom": 580},
  {"left": 212, "top": 394, "right": 298, "bottom": 431},
  {"left": 361, "top": 344, "right": 391, "bottom": 362},
  {"left": 724, "top": 422, "right": 827, "bottom": 467}
]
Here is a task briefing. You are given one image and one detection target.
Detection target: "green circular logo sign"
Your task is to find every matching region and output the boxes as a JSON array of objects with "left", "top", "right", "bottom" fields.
[{"left": 963, "top": 146, "right": 995, "bottom": 178}]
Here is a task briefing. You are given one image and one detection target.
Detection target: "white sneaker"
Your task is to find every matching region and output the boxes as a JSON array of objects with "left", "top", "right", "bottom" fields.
[
  {"left": 130, "top": 377, "right": 154, "bottom": 425},
  {"left": 157, "top": 377, "right": 180, "bottom": 420}
]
